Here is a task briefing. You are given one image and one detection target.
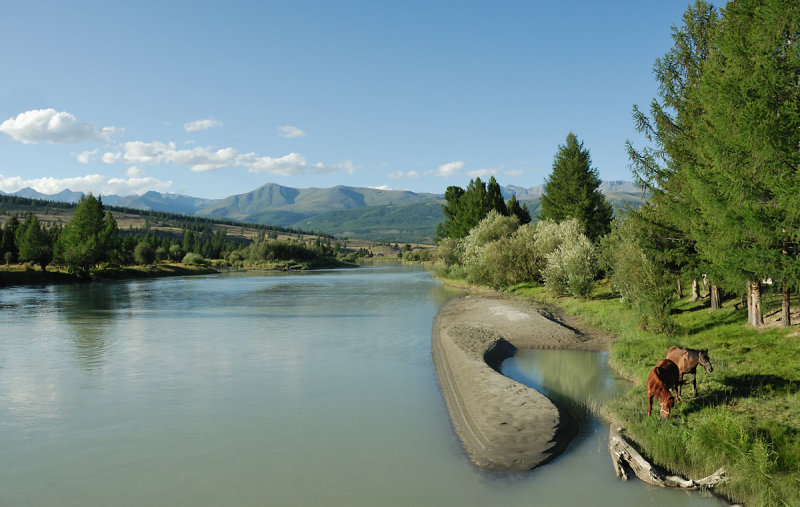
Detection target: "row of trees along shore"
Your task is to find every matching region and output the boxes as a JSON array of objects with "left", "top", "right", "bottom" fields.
[
  {"left": 1, "top": 194, "right": 363, "bottom": 277},
  {"left": 436, "top": 0, "right": 800, "bottom": 334}
]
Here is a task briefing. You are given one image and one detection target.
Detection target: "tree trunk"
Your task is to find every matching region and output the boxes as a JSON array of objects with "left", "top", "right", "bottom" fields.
[
  {"left": 710, "top": 285, "right": 721, "bottom": 311},
  {"left": 747, "top": 280, "right": 764, "bottom": 327},
  {"left": 609, "top": 429, "right": 728, "bottom": 489},
  {"left": 782, "top": 285, "right": 791, "bottom": 327},
  {"left": 676, "top": 276, "right": 683, "bottom": 299},
  {"left": 691, "top": 279, "right": 701, "bottom": 301}
]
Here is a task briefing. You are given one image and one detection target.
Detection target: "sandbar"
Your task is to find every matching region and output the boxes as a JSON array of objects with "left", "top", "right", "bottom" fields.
[{"left": 431, "top": 294, "right": 610, "bottom": 471}]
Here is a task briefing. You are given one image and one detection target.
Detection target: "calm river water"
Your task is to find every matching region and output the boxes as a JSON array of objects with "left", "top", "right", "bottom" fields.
[{"left": 0, "top": 265, "right": 724, "bottom": 506}]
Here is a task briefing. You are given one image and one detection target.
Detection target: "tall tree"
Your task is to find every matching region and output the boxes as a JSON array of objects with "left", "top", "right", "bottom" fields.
[
  {"left": 55, "top": 194, "right": 118, "bottom": 276},
  {"left": 540, "top": 133, "right": 613, "bottom": 241},
  {"left": 17, "top": 214, "right": 53, "bottom": 271},
  {"left": 1, "top": 214, "right": 21, "bottom": 264},
  {"left": 435, "top": 177, "right": 509, "bottom": 241},
  {"left": 507, "top": 194, "right": 531, "bottom": 225},
  {"left": 625, "top": 1, "right": 719, "bottom": 303},
  {"left": 689, "top": 0, "right": 800, "bottom": 326}
]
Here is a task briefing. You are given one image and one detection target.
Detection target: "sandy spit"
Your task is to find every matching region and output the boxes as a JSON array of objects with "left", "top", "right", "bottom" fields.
[{"left": 431, "top": 293, "right": 610, "bottom": 471}]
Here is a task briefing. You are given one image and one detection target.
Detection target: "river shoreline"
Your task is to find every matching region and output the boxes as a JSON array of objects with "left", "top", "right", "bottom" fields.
[{"left": 431, "top": 293, "right": 612, "bottom": 471}]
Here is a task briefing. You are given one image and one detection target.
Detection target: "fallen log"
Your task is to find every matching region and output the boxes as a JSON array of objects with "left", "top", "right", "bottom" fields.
[{"left": 609, "top": 428, "right": 729, "bottom": 490}]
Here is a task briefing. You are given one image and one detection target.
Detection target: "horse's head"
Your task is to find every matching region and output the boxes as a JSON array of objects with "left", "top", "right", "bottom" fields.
[
  {"left": 660, "top": 395, "right": 675, "bottom": 419},
  {"left": 699, "top": 349, "right": 713, "bottom": 373}
]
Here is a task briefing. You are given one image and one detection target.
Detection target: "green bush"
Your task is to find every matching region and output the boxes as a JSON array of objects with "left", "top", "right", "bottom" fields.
[
  {"left": 182, "top": 252, "right": 208, "bottom": 266},
  {"left": 602, "top": 219, "right": 676, "bottom": 333},
  {"left": 541, "top": 228, "right": 597, "bottom": 297}
]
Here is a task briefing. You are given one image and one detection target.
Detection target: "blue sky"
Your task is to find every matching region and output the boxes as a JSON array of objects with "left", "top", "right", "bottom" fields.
[{"left": 0, "top": 1, "right": 689, "bottom": 199}]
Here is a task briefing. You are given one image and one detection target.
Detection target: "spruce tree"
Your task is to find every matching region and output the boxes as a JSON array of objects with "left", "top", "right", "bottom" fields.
[
  {"left": 435, "top": 177, "right": 510, "bottom": 241},
  {"left": 540, "top": 133, "right": 612, "bottom": 241},
  {"left": 17, "top": 214, "right": 53, "bottom": 271},
  {"left": 689, "top": 0, "right": 800, "bottom": 326},
  {"left": 625, "top": 1, "right": 718, "bottom": 301}
]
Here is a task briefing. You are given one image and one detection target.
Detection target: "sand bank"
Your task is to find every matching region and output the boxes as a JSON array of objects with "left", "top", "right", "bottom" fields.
[{"left": 431, "top": 294, "right": 610, "bottom": 471}]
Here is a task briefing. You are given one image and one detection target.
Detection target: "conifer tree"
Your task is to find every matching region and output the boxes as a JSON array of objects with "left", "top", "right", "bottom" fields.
[
  {"left": 540, "top": 133, "right": 612, "bottom": 241},
  {"left": 690, "top": 0, "right": 800, "bottom": 326},
  {"left": 17, "top": 214, "right": 53, "bottom": 271},
  {"left": 506, "top": 194, "right": 531, "bottom": 225},
  {"left": 625, "top": 0, "right": 718, "bottom": 303},
  {"left": 435, "top": 177, "right": 510, "bottom": 241}
]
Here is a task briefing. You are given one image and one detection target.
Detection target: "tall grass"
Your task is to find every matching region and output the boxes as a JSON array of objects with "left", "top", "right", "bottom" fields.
[{"left": 509, "top": 282, "right": 800, "bottom": 507}]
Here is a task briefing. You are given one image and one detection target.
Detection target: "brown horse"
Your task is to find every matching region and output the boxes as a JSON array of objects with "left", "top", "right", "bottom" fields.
[
  {"left": 647, "top": 359, "right": 680, "bottom": 418},
  {"left": 666, "top": 346, "right": 713, "bottom": 397}
]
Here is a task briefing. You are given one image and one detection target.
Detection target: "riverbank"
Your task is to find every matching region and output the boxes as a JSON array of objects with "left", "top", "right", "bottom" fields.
[
  {"left": 505, "top": 282, "right": 799, "bottom": 507},
  {"left": 431, "top": 294, "right": 612, "bottom": 471},
  {"left": 0, "top": 263, "right": 219, "bottom": 287}
]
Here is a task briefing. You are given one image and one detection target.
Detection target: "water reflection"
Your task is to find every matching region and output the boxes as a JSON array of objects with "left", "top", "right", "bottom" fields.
[
  {"left": 502, "top": 349, "right": 631, "bottom": 428},
  {"left": 59, "top": 282, "right": 127, "bottom": 370}
]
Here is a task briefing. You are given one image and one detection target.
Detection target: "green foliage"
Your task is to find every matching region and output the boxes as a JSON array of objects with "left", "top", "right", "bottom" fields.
[
  {"left": 55, "top": 194, "right": 119, "bottom": 276},
  {"left": 16, "top": 214, "right": 53, "bottom": 271},
  {"left": 506, "top": 194, "right": 531, "bottom": 225},
  {"left": 181, "top": 252, "right": 208, "bottom": 266},
  {"left": 542, "top": 233, "right": 597, "bottom": 298},
  {"left": 436, "top": 176, "right": 509, "bottom": 241},
  {"left": 134, "top": 241, "right": 156, "bottom": 265},
  {"left": 540, "top": 133, "right": 613, "bottom": 241},
  {"left": 602, "top": 218, "right": 676, "bottom": 333},
  {"left": 459, "top": 210, "right": 519, "bottom": 286}
]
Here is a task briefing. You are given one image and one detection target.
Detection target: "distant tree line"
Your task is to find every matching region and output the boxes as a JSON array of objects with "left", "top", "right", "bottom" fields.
[{"left": 1, "top": 194, "right": 358, "bottom": 276}]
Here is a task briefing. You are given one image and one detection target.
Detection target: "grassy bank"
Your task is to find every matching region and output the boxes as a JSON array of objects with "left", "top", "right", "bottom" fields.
[
  {"left": 0, "top": 263, "right": 218, "bottom": 287},
  {"left": 506, "top": 282, "right": 799, "bottom": 506}
]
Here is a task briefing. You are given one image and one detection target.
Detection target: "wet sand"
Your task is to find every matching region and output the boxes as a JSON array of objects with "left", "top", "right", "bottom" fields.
[{"left": 431, "top": 294, "right": 611, "bottom": 471}]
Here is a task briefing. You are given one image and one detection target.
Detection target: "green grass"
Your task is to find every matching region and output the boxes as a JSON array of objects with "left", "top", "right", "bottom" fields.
[{"left": 507, "top": 281, "right": 800, "bottom": 507}]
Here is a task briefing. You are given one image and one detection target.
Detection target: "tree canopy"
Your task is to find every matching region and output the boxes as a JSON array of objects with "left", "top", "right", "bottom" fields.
[{"left": 539, "top": 133, "right": 613, "bottom": 241}]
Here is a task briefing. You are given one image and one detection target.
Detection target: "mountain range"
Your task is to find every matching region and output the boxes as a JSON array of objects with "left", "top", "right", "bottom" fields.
[{"left": 2, "top": 180, "right": 645, "bottom": 243}]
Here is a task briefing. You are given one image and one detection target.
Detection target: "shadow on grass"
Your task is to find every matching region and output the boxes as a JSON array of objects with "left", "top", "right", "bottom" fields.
[{"left": 680, "top": 374, "right": 799, "bottom": 416}]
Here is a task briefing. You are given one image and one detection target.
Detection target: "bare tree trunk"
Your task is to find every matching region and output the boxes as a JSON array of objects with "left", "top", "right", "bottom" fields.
[
  {"left": 747, "top": 280, "right": 764, "bottom": 327},
  {"left": 691, "top": 279, "right": 701, "bottom": 301},
  {"left": 676, "top": 276, "right": 683, "bottom": 299},
  {"left": 710, "top": 285, "right": 721, "bottom": 311},
  {"left": 609, "top": 429, "right": 728, "bottom": 489},
  {"left": 782, "top": 285, "right": 791, "bottom": 327}
]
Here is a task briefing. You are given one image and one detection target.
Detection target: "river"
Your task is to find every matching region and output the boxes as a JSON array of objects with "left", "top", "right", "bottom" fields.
[{"left": 0, "top": 265, "right": 723, "bottom": 505}]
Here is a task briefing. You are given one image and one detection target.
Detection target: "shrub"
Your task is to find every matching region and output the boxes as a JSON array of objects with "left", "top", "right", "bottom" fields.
[
  {"left": 434, "top": 237, "right": 461, "bottom": 267},
  {"left": 182, "top": 252, "right": 208, "bottom": 266},
  {"left": 169, "top": 244, "right": 185, "bottom": 262},
  {"left": 542, "top": 234, "right": 597, "bottom": 297},
  {"left": 134, "top": 241, "right": 156, "bottom": 265},
  {"left": 602, "top": 219, "right": 676, "bottom": 333},
  {"left": 460, "top": 211, "right": 519, "bottom": 284}
]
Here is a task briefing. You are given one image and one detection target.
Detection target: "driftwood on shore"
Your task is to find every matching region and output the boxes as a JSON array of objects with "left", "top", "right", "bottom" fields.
[{"left": 609, "top": 428, "right": 729, "bottom": 490}]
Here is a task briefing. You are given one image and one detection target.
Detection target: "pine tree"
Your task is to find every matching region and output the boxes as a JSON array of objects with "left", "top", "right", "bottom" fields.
[
  {"left": 625, "top": 1, "right": 718, "bottom": 302},
  {"left": 540, "top": 133, "right": 612, "bottom": 241},
  {"left": 507, "top": 195, "right": 531, "bottom": 225},
  {"left": 55, "top": 194, "right": 118, "bottom": 276},
  {"left": 435, "top": 177, "right": 510, "bottom": 241},
  {"left": 689, "top": 0, "right": 800, "bottom": 327},
  {"left": 17, "top": 214, "right": 53, "bottom": 271}
]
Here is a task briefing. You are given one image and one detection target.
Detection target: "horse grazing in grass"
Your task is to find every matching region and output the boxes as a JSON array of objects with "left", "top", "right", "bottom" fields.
[
  {"left": 647, "top": 359, "right": 680, "bottom": 419},
  {"left": 666, "top": 346, "right": 713, "bottom": 397}
]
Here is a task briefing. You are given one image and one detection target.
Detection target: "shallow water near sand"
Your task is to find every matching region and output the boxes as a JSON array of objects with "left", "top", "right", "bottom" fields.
[{"left": 1, "top": 265, "right": 723, "bottom": 506}]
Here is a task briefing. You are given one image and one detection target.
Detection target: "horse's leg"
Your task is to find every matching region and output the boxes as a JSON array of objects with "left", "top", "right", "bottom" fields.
[{"left": 648, "top": 394, "right": 653, "bottom": 417}]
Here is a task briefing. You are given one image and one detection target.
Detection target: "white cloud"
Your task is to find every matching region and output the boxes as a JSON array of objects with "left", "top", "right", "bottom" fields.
[
  {"left": 77, "top": 149, "right": 99, "bottom": 164},
  {"left": 245, "top": 152, "right": 308, "bottom": 176},
  {"left": 126, "top": 166, "right": 145, "bottom": 177},
  {"left": 310, "top": 160, "right": 357, "bottom": 174},
  {"left": 505, "top": 169, "right": 524, "bottom": 177},
  {"left": 0, "top": 109, "right": 120, "bottom": 144},
  {"left": 466, "top": 168, "right": 498, "bottom": 179},
  {"left": 370, "top": 185, "right": 392, "bottom": 190},
  {"left": 0, "top": 173, "right": 172, "bottom": 196},
  {"left": 184, "top": 118, "right": 222, "bottom": 132},
  {"left": 278, "top": 125, "right": 307, "bottom": 138},
  {"left": 111, "top": 141, "right": 239, "bottom": 173},
  {"left": 388, "top": 170, "right": 419, "bottom": 179},
  {"left": 436, "top": 160, "right": 466, "bottom": 177}
]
